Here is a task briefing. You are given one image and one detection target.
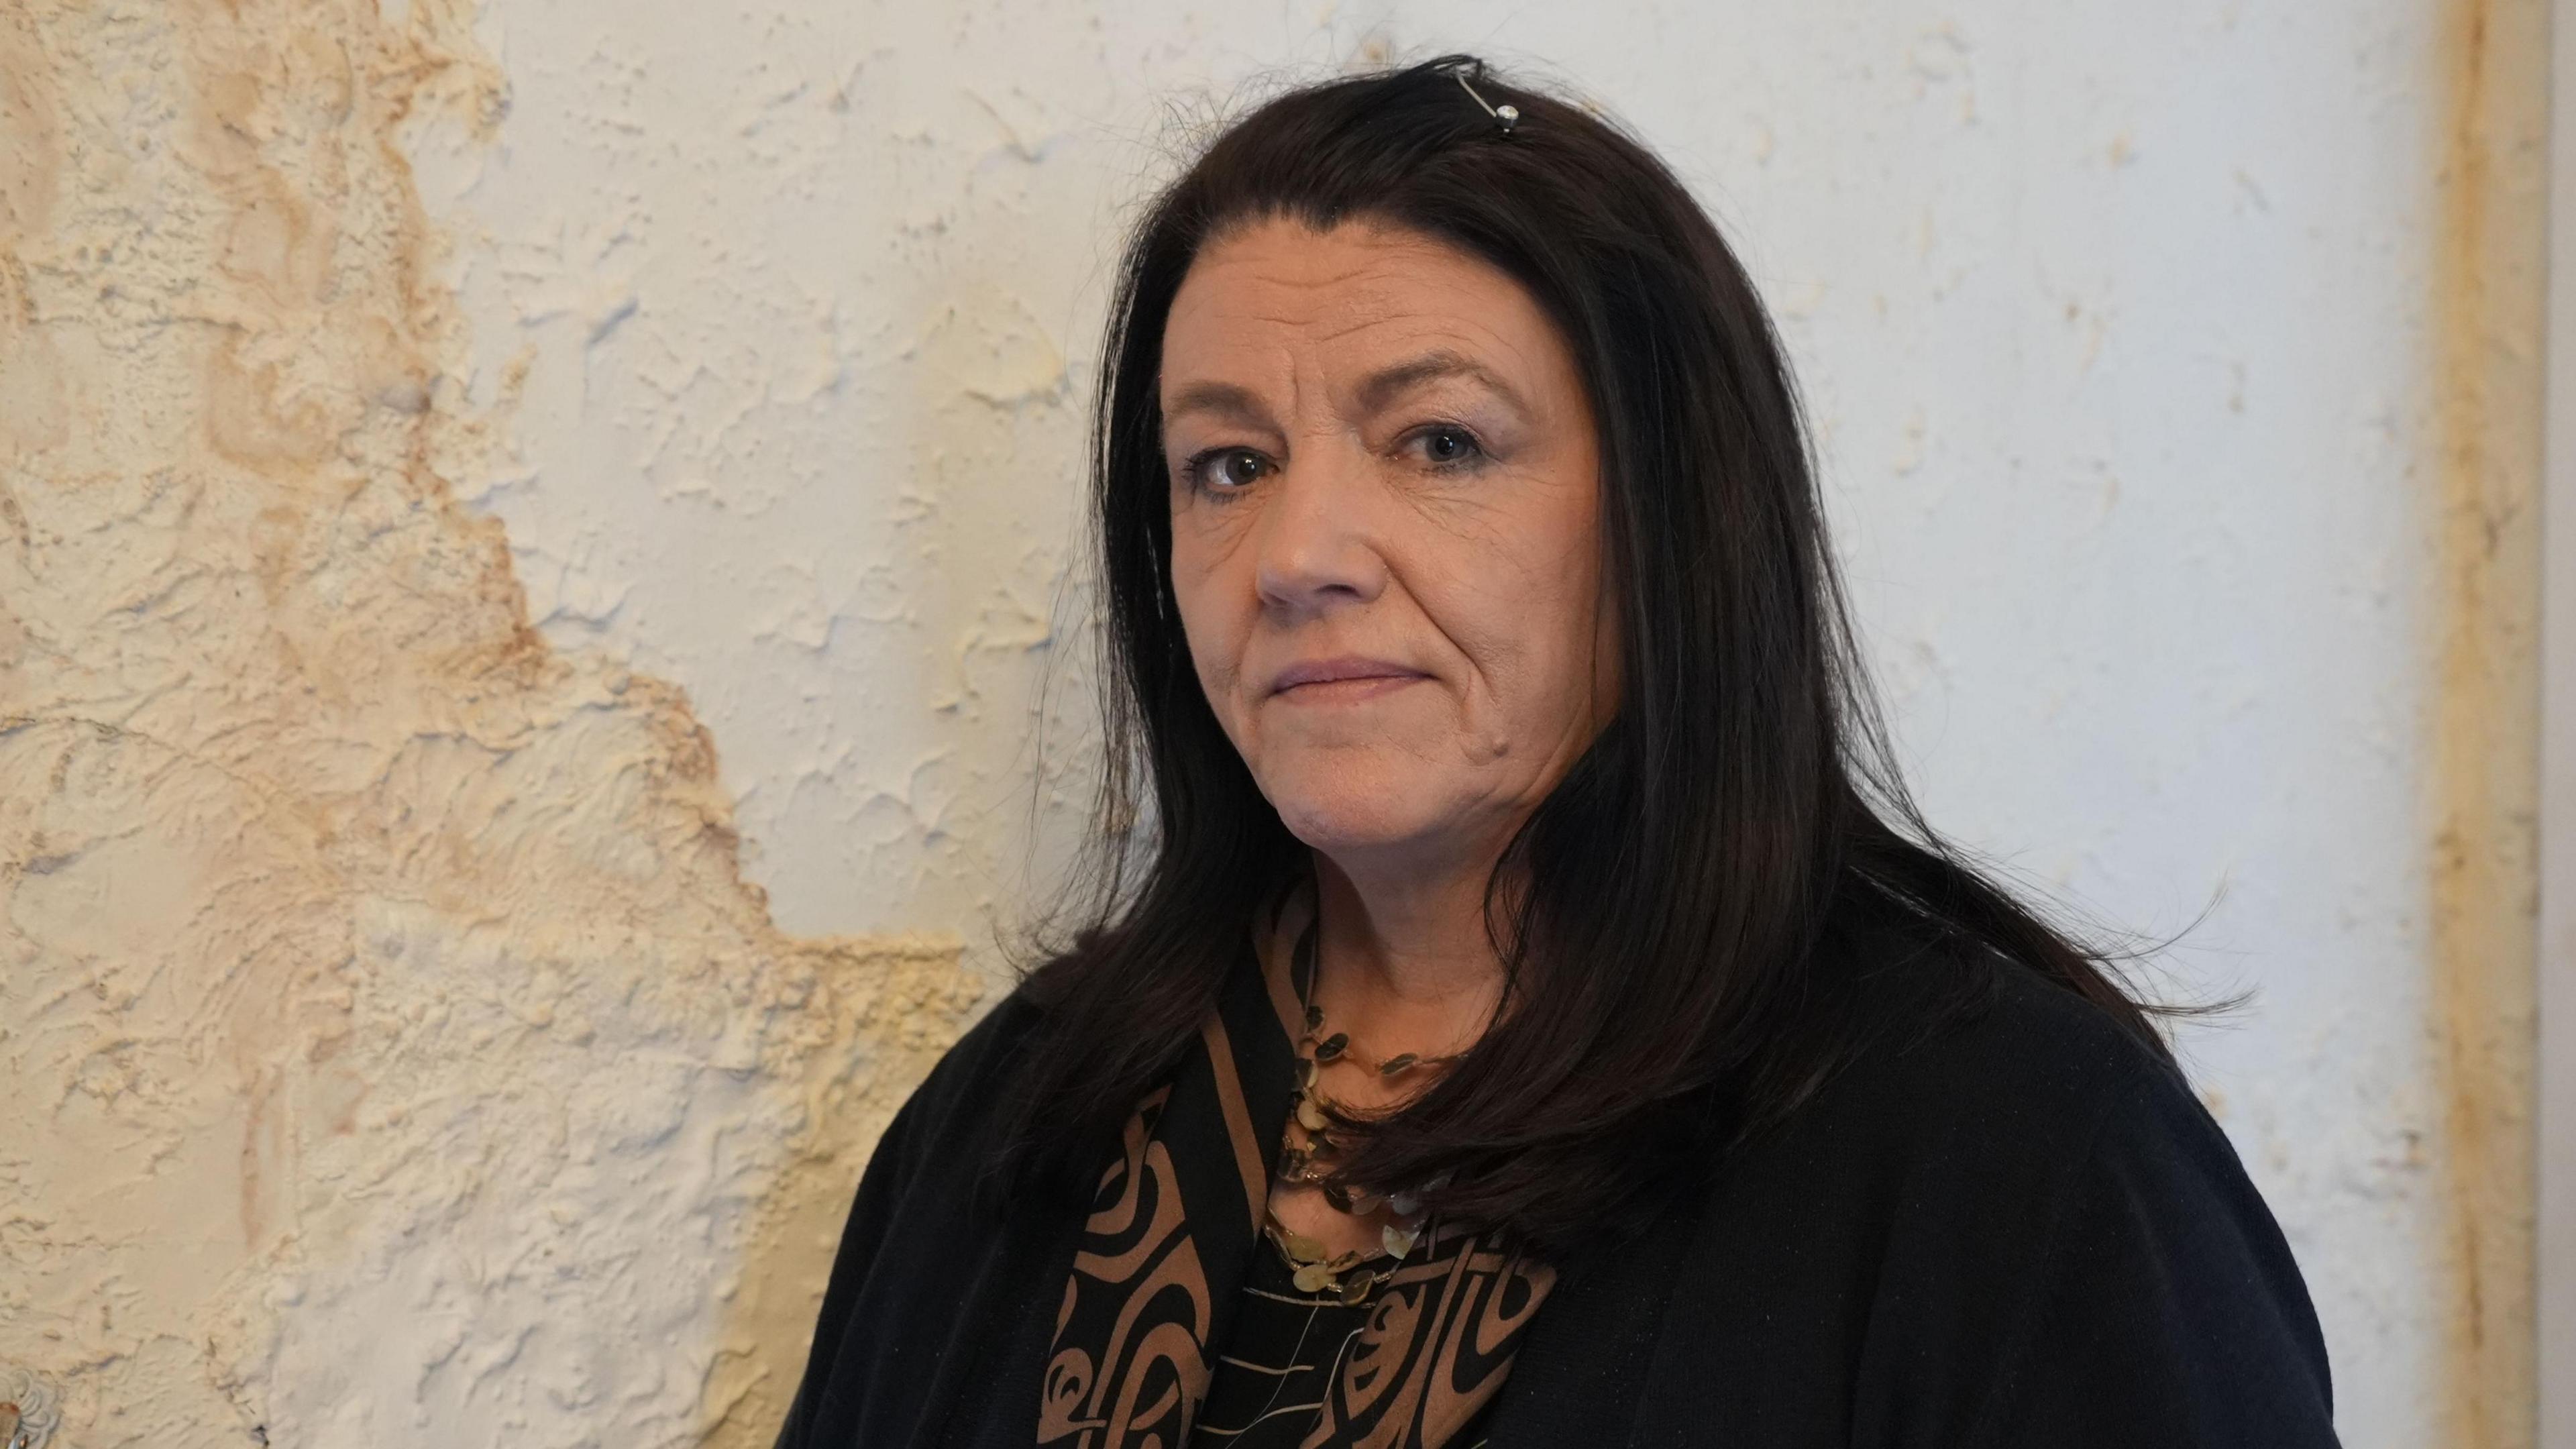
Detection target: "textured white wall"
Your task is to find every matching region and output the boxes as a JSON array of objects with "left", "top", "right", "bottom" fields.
[
  {"left": 427, "top": 2, "right": 2509, "bottom": 1443},
  {"left": 0, "top": 0, "right": 2538, "bottom": 1444},
  {"left": 0, "top": 3, "right": 986, "bottom": 1445}
]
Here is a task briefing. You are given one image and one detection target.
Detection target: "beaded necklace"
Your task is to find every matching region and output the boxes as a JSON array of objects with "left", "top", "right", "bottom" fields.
[{"left": 1261, "top": 954, "right": 1464, "bottom": 1301}]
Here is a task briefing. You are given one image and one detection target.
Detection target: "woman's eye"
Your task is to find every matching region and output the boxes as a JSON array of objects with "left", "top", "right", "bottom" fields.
[
  {"left": 1412, "top": 426, "right": 1484, "bottom": 468},
  {"left": 1192, "top": 448, "right": 1269, "bottom": 492}
]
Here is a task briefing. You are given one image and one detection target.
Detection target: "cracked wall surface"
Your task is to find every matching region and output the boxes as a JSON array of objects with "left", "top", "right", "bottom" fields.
[{"left": 0, "top": 0, "right": 2544, "bottom": 1446}]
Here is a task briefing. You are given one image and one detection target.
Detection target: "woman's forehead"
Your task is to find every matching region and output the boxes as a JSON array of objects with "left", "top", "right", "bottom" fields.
[{"left": 1161, "top": 219, "right": 1568, "bottom": 411}]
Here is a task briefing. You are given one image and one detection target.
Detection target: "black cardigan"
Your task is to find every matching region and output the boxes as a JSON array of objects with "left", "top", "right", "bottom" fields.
[{"left": 775, "top": 945, "right": 2339, "bottom": 1448}]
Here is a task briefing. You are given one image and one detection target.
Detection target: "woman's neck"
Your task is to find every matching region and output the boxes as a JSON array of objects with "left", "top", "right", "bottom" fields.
[{"left": 1308, "top": 847, "right": 1511, "bottom": 1057}]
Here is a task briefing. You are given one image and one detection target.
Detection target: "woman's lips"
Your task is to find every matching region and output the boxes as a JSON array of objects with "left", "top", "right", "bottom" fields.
[
  {"left": 1273, "top": 674, "right": 1426, "bottom": 704},
  {"left": 1267, "top": 657, "right": 1429, "bottom": 702}
]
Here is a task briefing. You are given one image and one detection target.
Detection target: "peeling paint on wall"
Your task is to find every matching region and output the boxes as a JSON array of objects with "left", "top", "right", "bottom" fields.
[
  {"left": 0, "top": 2, "right": 979, "bottom": 1445},
  {"left": 2427, "top": 0, "right": 2546, "bottom": 1443}
]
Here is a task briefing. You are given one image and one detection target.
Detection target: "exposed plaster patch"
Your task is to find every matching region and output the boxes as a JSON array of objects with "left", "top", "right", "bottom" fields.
[
  {"left": 0, "top": 2, "right": 979, "bottom": 1445},
  {"left": 2426, "top": 0, "right": 2546, "bottom": 1442}
]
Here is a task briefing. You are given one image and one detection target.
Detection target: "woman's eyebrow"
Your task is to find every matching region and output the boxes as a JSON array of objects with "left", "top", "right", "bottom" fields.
[
  {"left": 1161, "top": 380, "right": 1275, "bottom": 431},
  {"left": 1355, "top": 350, "right": 1528, "bottom": 417},
  {"left": 1162, "top": 352, "right": 1527, "bottom": 433}
]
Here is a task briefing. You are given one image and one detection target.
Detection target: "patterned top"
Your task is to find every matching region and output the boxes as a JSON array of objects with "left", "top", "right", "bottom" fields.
[
  {"left": 1034, "top": 872, "right": 1554, "bottom": 1449},
  {"left": 1189, "top": 1223, "right": 1521, "bottom": 1448}
]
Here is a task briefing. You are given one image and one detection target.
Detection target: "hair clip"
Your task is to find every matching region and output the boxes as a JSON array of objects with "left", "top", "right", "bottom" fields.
[{"left": 1454, "top": 64, "right": 1519, "bottom": 134}]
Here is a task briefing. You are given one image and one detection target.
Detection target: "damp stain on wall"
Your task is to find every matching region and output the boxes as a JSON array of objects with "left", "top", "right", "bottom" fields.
[
  {"left": 0, "top": 2, "right": 979, "bottom": 1445},
  {"left": 2426, "top": 0, "right": 2546, "bottom": 1443}
]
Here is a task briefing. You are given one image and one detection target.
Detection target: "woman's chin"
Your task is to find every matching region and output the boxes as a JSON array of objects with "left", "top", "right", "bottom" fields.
[{"left": 1269, "top": 791, "right": 1462, "bottom": 864}]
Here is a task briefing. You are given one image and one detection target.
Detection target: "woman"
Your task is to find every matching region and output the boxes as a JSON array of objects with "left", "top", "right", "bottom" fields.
[{"left": 776, "top": 56, "right": 2337, "bottom": 1449}]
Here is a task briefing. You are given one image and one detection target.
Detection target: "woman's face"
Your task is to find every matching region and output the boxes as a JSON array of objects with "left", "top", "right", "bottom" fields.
[{"left": 1161, "top": 217, "right": 1619, "bottom": 878}]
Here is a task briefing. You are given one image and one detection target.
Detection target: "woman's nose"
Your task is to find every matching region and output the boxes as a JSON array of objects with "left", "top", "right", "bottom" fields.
[{"left": 1251, "top": 445, "right": 1388, "bottom": 615}]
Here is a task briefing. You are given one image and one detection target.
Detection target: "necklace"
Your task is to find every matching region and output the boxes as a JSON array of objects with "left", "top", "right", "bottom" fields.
[
  {"left": 1302, "top": 999, "right": 1467, "bottom": 1080},
  {"left": 1263, "top": 972, "right": 1460, "bottom": 1301}
]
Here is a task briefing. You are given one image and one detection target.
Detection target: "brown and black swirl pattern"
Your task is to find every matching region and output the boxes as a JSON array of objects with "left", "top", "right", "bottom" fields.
[
  {"left": 1301, "top": 1221, "right": 1556, "bottom": 1448},
  {"left": 1039, "top": 1085, "right": 1216, "bottom": 1449},
  {"left": 1037, "top": 878, "right": 1552, "bottom": 1449}
]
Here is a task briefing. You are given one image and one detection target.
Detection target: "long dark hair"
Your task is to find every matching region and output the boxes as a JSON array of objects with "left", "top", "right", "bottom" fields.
[{"left": 1005, "top": 55, "right": 2167, "bottom": 1255}]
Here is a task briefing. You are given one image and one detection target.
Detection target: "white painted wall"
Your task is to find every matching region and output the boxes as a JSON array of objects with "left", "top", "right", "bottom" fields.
[{"left": 426, "top": 3, "right": 2469, "bottom": 1441}]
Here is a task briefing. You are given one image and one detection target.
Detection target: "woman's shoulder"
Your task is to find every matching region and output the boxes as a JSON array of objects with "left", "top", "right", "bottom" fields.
[
  {"left": 892, "top": 985, "right": 1050, "bottom": 1142},
  {"left": 1837, "top": 951, "right": 2335, "bottom": 1436},
  {"left": 1833, "top": 947, "right": 2308, "bottom": 1276},
  {"left": 1815, "top": 927, "right": 2196, "bottom": 1161},
  {"left": 1717, "top": 923, "right": 2265, "bottom": 1269},
  {"left": 1636, "top": 936, "right": 2334, "bottom": 1442}
]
